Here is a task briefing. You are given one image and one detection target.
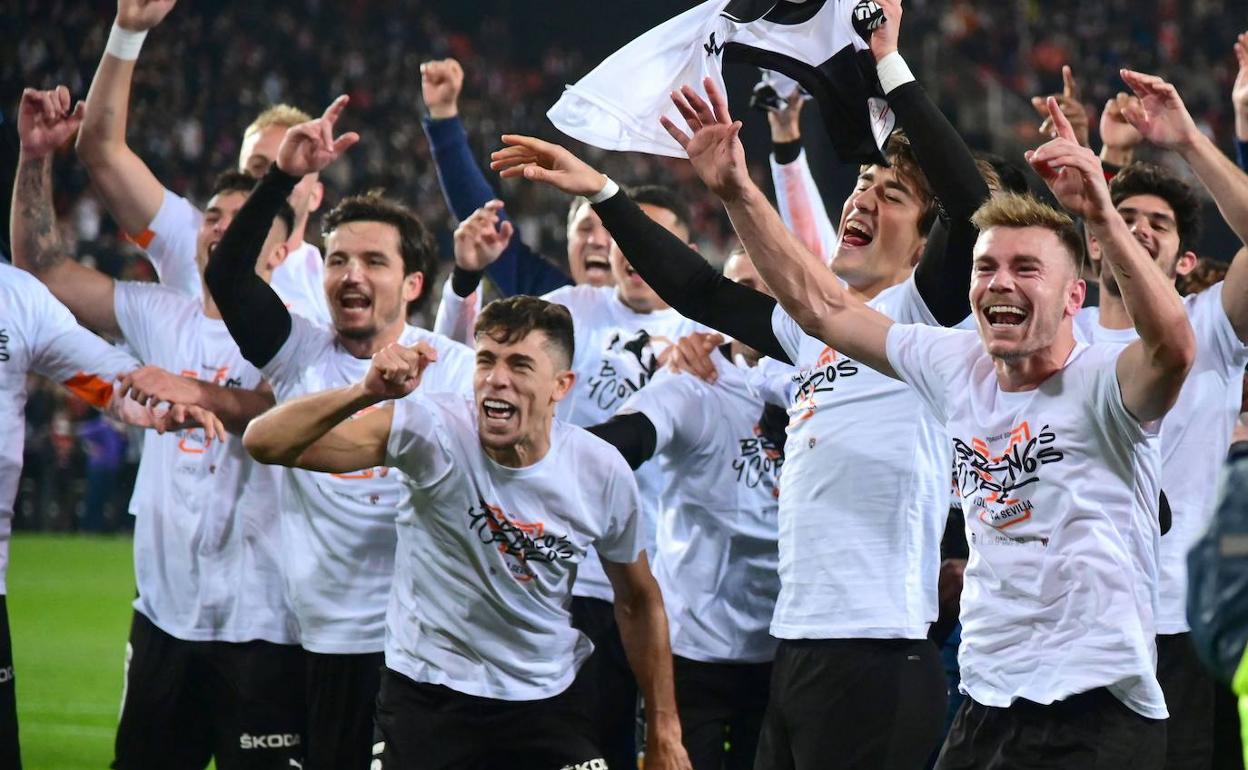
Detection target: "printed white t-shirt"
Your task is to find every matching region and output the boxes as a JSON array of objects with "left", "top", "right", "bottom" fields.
[
  {"left": 114, "top": 281, "right": 298, "bottom": 644},
  {"left": 769, "top": 274, "right": 949, "bottom": 640},
  {"left": 621, "top": 356, "right": 781, "bottom": 663},
  {"left": 141, "top": 188, "right": 331, "bottom": 326},
  {"left": 886, "top": 324, "right": 1168, "bottom": 719},
  {"left": 1075, "top": 283, "right": 1248, "bottom": 634},
  {"left": 0, "top": 264, "right": 138, "bottom": 593},
  {"left": 385, "top": 393, "right": 644, "bottom": 700},
  {"left": 545, "top": 284, "right": 708, "bottom": 601},
  {"left": 261, "top": 317, "right": 475, "bottom": 653}
]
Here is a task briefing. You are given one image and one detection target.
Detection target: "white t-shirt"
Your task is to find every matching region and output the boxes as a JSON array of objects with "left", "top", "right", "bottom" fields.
[
  {"left": 887, "top": 324, "right": 1167, "bottom": 719},
  {"left": 545, "top": 284, "right": 709, "bottom": 601},
  {"left": 261, "top": 317, "right": 475, "bottom": 653},
  {"left": 385, "top": 394, "right": 644, "bottom": 700},
  {"left": 621, "top": 356, "right": 781, "bottom": 663},
  {"left": 114, "top": 281, "right": 298, "bottom": 644},
  {"left": 142, "top": 188, "right": 332, "bottom": 326},
  {"left": 769, "top": 274, "right": 949, "bottom": 640},
  {"left": 1075, "top": 284, "right": 1248, "bottom": 634},
  {"left": 0, "top": 264, "right": 138, "bottom": 593}
]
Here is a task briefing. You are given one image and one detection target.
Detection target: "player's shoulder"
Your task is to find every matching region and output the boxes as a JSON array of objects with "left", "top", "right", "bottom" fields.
[
  {"left": 115, "top": 280, "right": 198, "bottom": 312},
  {"left": 401, "top": 325, "right": 473, "bottom": 358},
  {"left": 543, "top": 283, "right": 610, "bottom": 310},
  {"left": 0, "top": 263, "right": 54, "bottom": 307},
  {"left": 560, "top": 419, "right": 635, "bottom": 477}
]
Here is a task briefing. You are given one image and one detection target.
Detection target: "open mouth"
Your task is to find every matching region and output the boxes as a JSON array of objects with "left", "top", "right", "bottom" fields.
[
  {"left": 337, "top": 290, "right": 372, "bottom": 311},
  {"left": 584, "top": 255, "right": 611, "bottom": 274},
  {"left": 841, "top": 220, "right": 874, "bottom": 248},
  {"left": 207, "top": 241, "right": 220, "bottom": 256},
  {"left": 482, "top": 398, "right": 517, "bottom": 424},
  {"left": 983, "top": 304, "right": 1029, "bottom": 327}
]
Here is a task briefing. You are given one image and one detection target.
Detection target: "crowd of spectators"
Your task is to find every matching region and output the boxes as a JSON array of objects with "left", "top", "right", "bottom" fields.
[{"left": 4, "top": 0, "right": 1246, "bottom": 532}]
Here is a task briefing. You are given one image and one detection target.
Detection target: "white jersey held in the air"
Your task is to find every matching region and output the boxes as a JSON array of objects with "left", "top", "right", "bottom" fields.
[
  {"left": 1075, "top": 283, "right": 1248, "bottom": 635},
  {"left": 769, "top": 274, "right": 949, "bottom": 640},
  {"left": 887, "top": 324, "right": 1168, "bottom": 719},
  {"left": 621, "top": 355, "right": 781, "bottom": 664},
  {"left": 114, "top": 281, "right": 298, "bottom": 644},
  {"left": 261, "top": 317, "right": 475, "bottom": 653},
  {"left": 385, "top": 394, "right": 644, "bottom": 700},
  {"left": 0, "top": 264, "right": 138, "bottom": 593}
]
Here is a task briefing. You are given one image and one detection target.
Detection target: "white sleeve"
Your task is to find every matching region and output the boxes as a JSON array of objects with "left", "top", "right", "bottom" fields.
[
  {"left": 30, "top": 288, "right": 138, "bottom": 404},
  {"left": 1096, "top": 345, "right": 1160, "bottom": 439},
  {"left": 259, "top": 315, "right": 329, "bottom": 392},
  {"left": 384, "top": 395, "right": 458, "bottom": 487},
  {"left": 432, "top": 275, "right": 484, "bottom": 346},
  {"left": 592, "top": 453, "right": 646, "bottom": 565},
  {"left": 770, "top": 149, "right": 838, "bottom": 264},
  {"left": 113, "top": 281, "right": 183, "bottom": 363},
  {"left": 1189, "top": 282, "right": 1248, "bottom": 372},
  {"left": 136, "top": 189, "right": 204, "bottom": 298},
  {"left": 885, "top": 323, "right": 967, "bottom": 424},
  {"left": 770, "top": 303, "right": 806, "bottom": 364},
  {"left": 618, "top": 368, "right": 714, "bottom": 455},
  {"left": 422, "top": 339, "right": 476, "bottom": 399}
]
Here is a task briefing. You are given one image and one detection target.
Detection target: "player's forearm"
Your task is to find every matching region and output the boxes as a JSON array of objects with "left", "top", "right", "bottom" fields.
[
  {"left": 1176, "top": 131, "right": 1248, "bottom": 247},
  {"left": 1091, "top": 213, "right": 1194, "bottom": 371},
  {"left": 243, "top": 382, "right": 380, "bottom": 466},
  {"left": 11, "top": 153, "right": 70, "bottom": 278},
  {"left": 613, "top": 578, "right": 681, "bottom": 735},
  {"left": 188, "top": 381, "right": 275, "bottom": 436},
  {"left": 76, "top": 53, "right": 136, "bottom": 167}
]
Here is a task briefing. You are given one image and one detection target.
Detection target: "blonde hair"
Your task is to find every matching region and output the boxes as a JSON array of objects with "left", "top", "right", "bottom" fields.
[
  {"left": 970, "top": 193, "right": 1085, "bottom": 273},
  {"left": 244, "top": 105, "right": 313, "bottom": 139}
]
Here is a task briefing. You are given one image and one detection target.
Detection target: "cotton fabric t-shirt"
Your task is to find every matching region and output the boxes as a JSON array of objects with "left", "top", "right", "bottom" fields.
[
  {"left": 141, "top": 188, "right": 331, "bottom": 326},
  {"left": 886, "top": 323, "right": 1167, "bottom": 719},
  {"left": 621, "top": 356, "right": 780, "bottom": 663},
  {"left": 1075, "top": 284, "right": 1248, "bottom": 634},
  {"left": 114, "top": 281, "right": 298, "bottom": 644},
  {"left": 0, "top": 264, "right": 138, "bottom": 593},
  {"left": 261, "top": 316, "right": 475, "bottom": 653},
  {"left": 769, "top": 274, "right": 949, "bottom": 640},
  {"left": 545, "top": 284, "right": 708, "bottom": 601},
  {"left": 385, "top": 394, "right": 644, "bottom": 700}
]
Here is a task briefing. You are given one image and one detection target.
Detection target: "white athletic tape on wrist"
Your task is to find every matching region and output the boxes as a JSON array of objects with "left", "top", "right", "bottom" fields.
[
  {"left": 105, "top": 24, "right": 148, "bottom": 61},
  {"left": 876, "top": 51, "right": 916, "bottom": 95},
  {"left": 588, "top": 176, "right": 620, "bottom": 204}
]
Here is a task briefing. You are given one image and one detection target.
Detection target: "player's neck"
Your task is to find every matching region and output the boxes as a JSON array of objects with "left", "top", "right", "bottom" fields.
[
  {"left": 336, "top": 320, "right": 406, "bottom": 359},
  {"left": 992, "top": 334, "right": 1077, "bottom": 392},
  {"left": 483, "top": 422, "right": 553, "bottom": 468},
  {"left": 614, "top": 289, "right": 670, "bottom": 314},
  {"left": 201, "top": 279, "right": 223, "bottom": 320},
  {"left": 1095, "top": 290, "right": 1134, "bottom": 330}
]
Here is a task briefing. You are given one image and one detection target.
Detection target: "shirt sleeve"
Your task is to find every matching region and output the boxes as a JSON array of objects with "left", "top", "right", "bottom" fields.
[
  {"left": 618, "top": 367, "right": 714, "bottom": 455},
  {"left": 30, "top": 288, "right": 139, "bottom": 407},
  {"left": 592, "top": 451, "right": 646, "bottom": 565},
  {"left": 384, "top": 395, "right": 458, "bottom": 488},
  {"left": 885, "top": 322, "right": 967, "bottom": 423},
  {"left": 432, "top": 274, "right": 483, "bottom": 346},
  {"left": 133, "top": 189, "right": 204, "bottom": 298},
  {"left": 1189, "top": 282, "right": 1248, "bottom": 372},
  {"left": 1093, "top": 344, "right": 1160, "bottom": 440},
  {"left": 770, "top": 149, "right": 837, "bottom": 263},
  {"left": 113, "top": 281, "right": 182, "bottom": 363},
  {"left": 260, "top": 314, "right": 329, "bottom": 391},
  {"left": 770, "top": 303, "right": 806, "bottom": 364},
  {"left": 423, "top": 338, "right": 477, "bottom": 399}
]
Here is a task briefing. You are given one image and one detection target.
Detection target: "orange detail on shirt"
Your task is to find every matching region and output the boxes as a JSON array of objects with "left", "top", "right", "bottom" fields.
[
  {"left": 62, "top": 373, "right": 115, "bottom": 408},
  {"left": 127, "top": 229, "right": 156, "bottom": 249}
]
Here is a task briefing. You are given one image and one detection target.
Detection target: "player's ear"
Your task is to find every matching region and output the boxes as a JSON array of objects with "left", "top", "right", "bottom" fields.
[
  {"left": 402, "top": 271, "right": 425, "bottom": 304},
  {"left": 551, "top": 369, "right": 577, "bottom": 403}
]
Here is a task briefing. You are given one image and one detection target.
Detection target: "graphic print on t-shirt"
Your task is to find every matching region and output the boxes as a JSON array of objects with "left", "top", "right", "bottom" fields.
[
  {"left": 953, "top": 420, "right": 1066, "bottom": 541},
  {"left": 733, "top": 420, "right": 783, "bottom": 498},
  {"left": 585, "top": 329, "right": 675, "bottom": 412},
  {"left": 176, "top": 364, "right": 243, "bottom": 455},
  {"left": 788, "top": 345, "right": 860, "bottom": 425},
  {"left": 468, "top": 493, "right": 576, "bottom": 583}
]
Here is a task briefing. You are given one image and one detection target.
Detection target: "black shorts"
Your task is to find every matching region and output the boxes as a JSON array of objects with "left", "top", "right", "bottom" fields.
[
  {"left": 754, "top": 637, "right": 947, "bottom": 770},
  {"left": 304, "top": 650, "right": 383, "bottom": 770},
  {"left": 933, "top": 688, "right": 1166, "bottom": 770},
  {"left": 567, "top": 596, "right": 639, "bottom": 770},
  {"left": 112, "top": 610, "right": 306, "bottom": 770},
  {"left": 372, "top": 666, "right": 605, "bottom": 770},
  {"left": 1157, "top": 632, "right": 1214, "bottom": 769},
  {"left": 0, "top": 596, "right": 21, "bottom": 770},
  {"left": 674, "top": 655, "right": 771, "bottom": 770}
]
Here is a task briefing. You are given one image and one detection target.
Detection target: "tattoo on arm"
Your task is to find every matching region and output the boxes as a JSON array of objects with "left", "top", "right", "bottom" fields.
[{"left": 15, "top": 156, "right": 71, "bottom": 274}]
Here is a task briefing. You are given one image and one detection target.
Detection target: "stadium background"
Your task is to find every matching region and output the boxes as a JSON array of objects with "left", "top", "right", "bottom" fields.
[{"left": 2, "top": 0, "right": 1246, "bottom": 766}]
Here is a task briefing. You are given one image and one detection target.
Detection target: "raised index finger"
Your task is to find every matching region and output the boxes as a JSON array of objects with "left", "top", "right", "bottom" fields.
[
  {"left": 1061, "top": 65, "right": 1079, "bottom": 100},
  {"left": 1047, "top": 96, "right": 1076, "bottom": 142},
  {"left": 322, "top": 94, "right": 350, "bottom": 125}
]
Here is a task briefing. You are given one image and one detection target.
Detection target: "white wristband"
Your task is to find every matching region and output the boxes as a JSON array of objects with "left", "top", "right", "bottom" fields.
[
  {"left": 876, "top": 51, "right": 915, "bottom": 95},
  {"left": 587, "top": 176, "right": 620, "bottom": 204},
  {"left": 105, "top": 23, "right": 148, "bottom": 61}
]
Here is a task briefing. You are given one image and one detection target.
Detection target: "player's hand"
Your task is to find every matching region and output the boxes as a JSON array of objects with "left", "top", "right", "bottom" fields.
[
  {"left": 665, "top": 332, "right": 726, "bottom": 384},
  {"left": 869, "top": 0, "right": 903, "bottom": 63},
  {"left": 645, "top": 713, "right": 693, "bottom": 770},
  {"left": 661, "top": 78, "right": 751, "bottom": 203},
  {"left": 491, "top": 135, "right": 609, "bottom": 197},
  {"left": 117, "top": 365, "right": 202, "bottom": 408},
  {"left": 18, "top": 87, "right": 85, "bottom": 159},
  {"left": 1026, "top": 97, "right": 1114, "bottom": 223},
  {"left": 1233, "top": 33, "right": 1248, "bottom": 137},
  {"left": 1099, "top": 92, "right": 1144, "bottom": 162},
  {"left": 1030, "top": 65, "right": 1090, "bottom": 148},
  {"left": 453, "top": 201, "right": 514, "bottom": 272},
  {"left": 154, "top": 403, "right": 228, "bottom": 444},
  {"left": 938, "top": 558, "right": 967, "bottom": 607},
  {"left": 363, "top": 342, "right": 438, "bottom": 400},
  {"left": 116, "top": 0, "right": 177, "bottom": 31},
  {"left": 276, "top": 95, "right": 360, "bottom": 178},
  {"left": 767, "top": 89, "right": 804, "bottom": 143},
  {"left": 1119, "top": 69, "right": 1201, "bottom": 151},
  {"left": 421, "top": 58, "right": 464, "bottom": 120}
]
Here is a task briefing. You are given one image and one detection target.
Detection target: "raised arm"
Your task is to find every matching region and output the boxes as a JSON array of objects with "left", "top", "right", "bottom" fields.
[
  {"left": 74, "top": 0, "right": 177, "bottom": 236},
  {"left": 602, "top": 556, "right": 692, "bottom": 770},
  {"left": 420, "top": 58, "right": 571, "bottom": 296},
  {"left": 1029, "top": 97, "right": 1195, "bottom": 422},
  {"left": 490, "top": 135, "right": 791, "bottom": 363},
  {"left": 767, "top": 96, "right": 837, "bottom": 261},
  {"left": 1234, "top": 33, "right": 1248, "bottom": 172},
  {"left": 660, "top": 79, "right": 898, "bottom": 377},
  {"left": 12, "top": 88, "right": 120, "bottom": 337},
  {"left": 244, "top": 341, "right": 435, "bottom": 471}
]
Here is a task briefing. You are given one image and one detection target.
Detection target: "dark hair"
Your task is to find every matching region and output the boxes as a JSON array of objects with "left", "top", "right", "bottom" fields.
[
  {"left": 861, "top": 130, "right": 938, "bottom": 233},
  {"left": 974, "top": 152, "right": 1031, "bottom": 195},
  {"left": 628, "top": 185, "right": 693, "bottom": 239},
  {"left": 1109, "top": 163, "right": 1202, "bottom": 255},
  {"left": 321, "top": 192, "right": 438, "bottom": 312},
  {"left": 209, "top": 170, "right": 296, "bottom": 239},
  {"left": 474, "top": 296, "right": 575, "bottom": 369}
]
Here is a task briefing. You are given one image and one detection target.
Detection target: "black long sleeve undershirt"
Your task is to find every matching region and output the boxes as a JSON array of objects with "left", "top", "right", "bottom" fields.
[
  {"left": 203, "top": 167, "right": 298, "bottom": 369},
  {"left": 587, "top": 411, "right": 658, "bottom": 470}
]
